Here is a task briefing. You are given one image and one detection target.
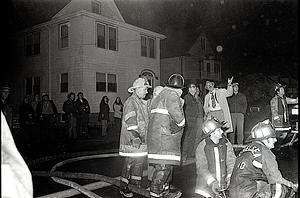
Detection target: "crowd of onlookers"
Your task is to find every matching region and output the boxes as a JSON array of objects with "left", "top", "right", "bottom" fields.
[{"left": 1, "top": 86, "right": 124, "bottom": 144}]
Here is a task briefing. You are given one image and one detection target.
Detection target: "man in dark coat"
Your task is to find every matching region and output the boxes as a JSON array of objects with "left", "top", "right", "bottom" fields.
[
  {"left": 36, "top": 94, "right": 58, "bottom": 142},
  {"left": 227, "top": 82, "right": 248, "bottom": 145},
  {"left": 182, "top": 83, "right": 203, "bottom": 163},
  {"left": 75, "top": 92, "right": 90, "bottom": 137},
  {"left": 63, "top": 92, "right": 77, "bottom": 140}
]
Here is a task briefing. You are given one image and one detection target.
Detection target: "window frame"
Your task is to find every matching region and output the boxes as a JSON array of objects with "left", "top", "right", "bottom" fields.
[
  {"left": 60, "top": 73, "right": 68, "bottom": 93},
  {"left": 59, "top": 23, "right": 70, "bottom": 49},
  {"left": 206, "top": 62, "right": 211, "bottom": 72},
  {"left": 200, "top": 37, "right": 206, "bottom": 51},
  {"left": 25, "top": 76, "right": 40, "bottom": 95},
  {"left": 25, "top": 31, "right": 40, "bottom": 56},
  {"left": 96, "top": 72, "right": 117, "bottom": 93},
  {"left": 96, "top": 22, "right": 118, "bottom": 51},
  {"left": 140, "top": 35, "right": 156, "bottom": 59}
]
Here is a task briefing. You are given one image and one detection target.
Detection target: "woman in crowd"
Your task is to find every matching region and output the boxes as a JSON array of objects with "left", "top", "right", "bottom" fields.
[
  {"left": 113, "top": 96, "right": 123, "bottom": 135},
  {"left": 99, "top": 96, "right": 110, "bottom": 137}
]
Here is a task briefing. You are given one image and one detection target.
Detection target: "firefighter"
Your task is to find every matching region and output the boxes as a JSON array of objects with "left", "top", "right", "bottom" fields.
[
  {"left": 229, "top": 120, "right": 298, "bottom": 198},
  {"left": 194, "top": 118, "right": 236, "bottom": 198},
  {"left": 119, "top": 77, "right": 151, "bottom": 197},
  {"left": 270, "top": 83, "right": 298, "bottom": 150},
  {"left": 148, "top": 73, "right": 185, "bottom": 198}
]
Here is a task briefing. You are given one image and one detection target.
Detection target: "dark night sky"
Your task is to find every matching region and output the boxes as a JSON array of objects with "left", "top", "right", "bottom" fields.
[
  {"left": 1, "top": 0, "right": 298, "bottom": 84},
  {"left": 115, "top": 0, "right": 298, "bottom": 78}
]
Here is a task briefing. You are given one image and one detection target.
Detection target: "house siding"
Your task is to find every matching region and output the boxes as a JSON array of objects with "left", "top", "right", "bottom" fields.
[
  {"left": 10, "top": 1, "right": 164, "bottom": 113},
  {"left": 80, "top": 16, "right": 160, "bottom": 112}
]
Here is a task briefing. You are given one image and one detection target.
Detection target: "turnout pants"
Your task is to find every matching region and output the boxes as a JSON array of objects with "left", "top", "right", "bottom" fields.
[
  {"left": 149, "top": 164, "right": 173, "bottom": 198},
  {"left": 120, "top": 156, "right": 145, "bottom": 191}
]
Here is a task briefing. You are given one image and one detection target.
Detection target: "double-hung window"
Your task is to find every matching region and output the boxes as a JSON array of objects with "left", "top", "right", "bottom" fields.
[
  {"left": 60, "top": 23, "right": 69, "bottom": 48},
  {"left": 25, "top": 76, "right": 40, "bottom": 95},
  {"left": 60, "top": 73, "right": 68, "bottom": 93},
  {"left": 96, "top": 23, "right": 117, "bottom": 51},
  {"left": 141, "top": 35, "right": 156, "bottom": 58},
  {"left": 200, "top": 37, "right": 206, "bottom": 51},
  {"left": 96, "top": 72, "right": 117, "bottom": 92},
  {"left": 25, "top": 32, "right": 40, "bottom": 56}
]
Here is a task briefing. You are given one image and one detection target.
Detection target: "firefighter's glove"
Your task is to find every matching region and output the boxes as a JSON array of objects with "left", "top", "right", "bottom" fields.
[
  {"left": 211, "top": 180, "right": 220, "bottom": 195},
  {"left": 132, "top": 138, "right": 141, "bottom": 149},
  {"left": 292, "top": 183, "right": 298, "bottom": 192},
  {"left": 129, "top": 130, "right": 141, "bottom": 139},
  {"left": 170, "top": 121, "right": 183, "bottom": 134},
  {"left": 225, "top": 176, "right": 231, "bottom": 189}
]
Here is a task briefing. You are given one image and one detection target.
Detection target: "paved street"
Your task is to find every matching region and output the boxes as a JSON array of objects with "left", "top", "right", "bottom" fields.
[{"left": 13, "top": 114, "right": 298, "bottom": 198}]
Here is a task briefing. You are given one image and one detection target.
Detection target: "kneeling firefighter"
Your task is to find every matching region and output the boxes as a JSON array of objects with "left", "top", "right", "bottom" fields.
[{"left": 229, "top": 120, "right": 298, "bottom": 198}]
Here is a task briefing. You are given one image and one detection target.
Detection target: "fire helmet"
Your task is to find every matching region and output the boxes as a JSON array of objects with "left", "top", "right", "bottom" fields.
[
  {"left": 166, "top": 74, "right": 185, "bottom": 89},
  {"left": 248, "top": 119, "right": 276, "bottom": 141},
  {"left": 202, "top": 117, "right": 224, "bottom": 136}
]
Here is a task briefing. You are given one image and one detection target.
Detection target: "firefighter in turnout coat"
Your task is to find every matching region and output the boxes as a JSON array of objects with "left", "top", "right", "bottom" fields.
[
  {"left": 270, "top": 83, "right": 298, "bottom": 150},
  {"left": 195, "top": 118, "right": 236, "bottom": 198},
  {"left": 229, "top": 120, "right": 298, "bottom": 198},
  {"left": 119, "top": 77, "right": 151, "bottom": 197},
  {"left": 148, "top": 74, "right": 186, "bottom": 198}
]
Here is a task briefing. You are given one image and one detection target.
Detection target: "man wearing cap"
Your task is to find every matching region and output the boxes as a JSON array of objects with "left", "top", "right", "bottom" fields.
[
  {"left": 227, "top": 82, "right": 248, "bottom": 145},
  {"left": 229, "top": 120, "right": 298, "bottom": 198},
  {"left": 203, "top": 77, "right": 234, "bottom": 134},
  {"left": 270, "top": 84, "right": 298, "bottom": 150},
  {"left": 119, "top": 77, "right": 151, "bottom": 197},
  {"left": 148, "top": 73, "right": 185, "bottom": 198},
  {"left": 194, "top": 118, "right": 236, "bottom": 198},
  {"left": 1, "top": 85, "right": 13, "bottom": 128}
]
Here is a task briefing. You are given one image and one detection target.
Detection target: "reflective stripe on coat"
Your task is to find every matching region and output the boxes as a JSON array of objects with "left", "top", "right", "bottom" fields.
[
  {"left": 195, "top": 136, "right": 236, "bottom": 196},
  {"left": 119, "top": 94, "right": 149, "bottom": 156},
  {"left": 148, "top": 87, "right": 185, "bottom": 165}
]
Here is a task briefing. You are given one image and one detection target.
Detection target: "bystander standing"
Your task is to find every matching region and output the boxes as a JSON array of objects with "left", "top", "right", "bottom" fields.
[
  {"left": 182, "top": 83, "right": 202, "bottom": 163},
  {"left": 36, "top": 94, "right": 58, "bottom": 142},
  {"left": 99, "top": 96, "right": 110, "bottom": 137},
  {"left": 75, "top": 92, "right": 90, "bottom": 138},
  {"left": 113, "top": 96, "right": 123, "bottom": 136},
  {"left": 227, "top": 82, "right": 248, "bottom": 145},
  {"left": 63, "top": 92, "right": 77, "bottom": 140},
  {"left": 203, "top": 77, "right": 234, "bottom": 135}
]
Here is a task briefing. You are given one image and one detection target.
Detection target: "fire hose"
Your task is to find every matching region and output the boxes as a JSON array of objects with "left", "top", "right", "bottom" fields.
[{"left": 30, "top": 152, "right": 151, "bottom": 197}]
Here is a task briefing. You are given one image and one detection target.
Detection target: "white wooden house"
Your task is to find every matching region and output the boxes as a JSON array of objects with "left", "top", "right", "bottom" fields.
[{"left": 10, "top": 0, "right": 165, "bottom": 113}]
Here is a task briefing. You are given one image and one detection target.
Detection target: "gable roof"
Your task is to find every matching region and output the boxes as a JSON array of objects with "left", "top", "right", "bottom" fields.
[
  {"left": 160, "top": 25, "right": 217, "bottom": 58},
  {"left": 114, "top": 0, "right": 218, "bottom": 59},
  {"left": 9, "top": 0, "right": 125, "bottom": 31},
  {"left": 10, "top": 0, "right": 71, "bottom": 31}
]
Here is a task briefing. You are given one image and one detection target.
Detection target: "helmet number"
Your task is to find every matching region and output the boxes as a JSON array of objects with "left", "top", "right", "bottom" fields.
[{"left": 238, "top": 162, "right": 246, "bottom": 170}]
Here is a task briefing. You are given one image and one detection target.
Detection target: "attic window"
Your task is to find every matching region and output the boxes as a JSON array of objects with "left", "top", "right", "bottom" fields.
[
  {"left": 200, "top": 37, "right": 206, "bottom": 51},
  {"left": 92, "top": 0, "right": 101, "bottom": 15}
]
